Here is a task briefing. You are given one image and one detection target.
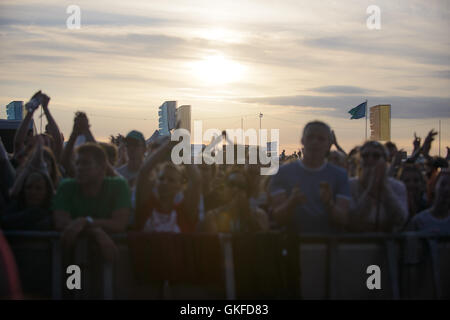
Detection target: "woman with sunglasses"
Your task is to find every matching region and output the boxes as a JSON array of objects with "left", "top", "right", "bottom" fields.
[
  {"left": 200, "top": 169, "right": 269, "bottom": 233},
  {"left": 348, "top": 141, "right": 408, "bottom": 232}
]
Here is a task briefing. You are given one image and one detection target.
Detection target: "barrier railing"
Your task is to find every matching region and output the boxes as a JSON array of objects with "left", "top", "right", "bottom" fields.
[{"left": 3, "top": 231, "right": 450, "bottom": 300}]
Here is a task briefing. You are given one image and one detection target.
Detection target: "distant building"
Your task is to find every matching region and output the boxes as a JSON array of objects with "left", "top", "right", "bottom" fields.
[
  {"left": 176, "top": 105, "right": 191, "bottom": 133},
  {"left": 6, "top": 101, "right": 24, "bottom": 120},
  {"left": 158, "top": 101, "right": 177, "bottom": 136},
  {"left": 370, "top": 104, "right": 391, "bottom": 141}
]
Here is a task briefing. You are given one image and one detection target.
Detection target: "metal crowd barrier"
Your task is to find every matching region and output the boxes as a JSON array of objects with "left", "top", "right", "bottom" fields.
[{"left": 3, "top": 231, "right": 450, "bottom": 300}]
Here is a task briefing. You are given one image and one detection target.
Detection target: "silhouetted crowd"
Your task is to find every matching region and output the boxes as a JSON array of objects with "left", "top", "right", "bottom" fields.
[{"left": 1, "top": 91, "right": 449, "bottom": 262}]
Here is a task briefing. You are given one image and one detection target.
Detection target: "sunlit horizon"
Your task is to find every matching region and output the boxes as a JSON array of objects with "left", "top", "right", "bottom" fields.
[{"left": 0, "top": 0, "right": 449, "bottom": 156}]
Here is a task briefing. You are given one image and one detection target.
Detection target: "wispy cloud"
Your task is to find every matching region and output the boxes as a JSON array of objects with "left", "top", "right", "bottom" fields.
[
  {"left": 311, "top": 86, "right": 374, "bottom": 94},
  {"left": 303, "top": 36, "right": 450, "bottom": 66},
  {"left": 242, "top": 95, "right": 450, "bottom": 119},
  {"left": 0, "top": 0, "right": 448, "bottom": 153}
]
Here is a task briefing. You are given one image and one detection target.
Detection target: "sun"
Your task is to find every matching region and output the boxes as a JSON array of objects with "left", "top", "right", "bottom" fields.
[{"left": 190, "top": 55, "right": 245, "bottom": 85}]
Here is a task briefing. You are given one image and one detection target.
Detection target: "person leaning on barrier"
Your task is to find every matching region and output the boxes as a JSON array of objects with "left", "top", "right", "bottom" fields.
[
  {"left": 397, "top": 164, "right": 429, "bottom": 229},
  {"left": 407, "top": 169, "right": 450, "bottom": 234},
  {"left": 268, "top": 121, "right": 351, "bottom": 233},
  {"left": 52, "top": 143, "right": 131, "bottom": 262},
  {"left": 347, "top": 141, "right": 408, "bottom": 232},
  {"left": 199, "top": 168, "right": 269, "bottom": 233},
  {"left": 1, "top": 138, "right": 54, "bottom": 231}
]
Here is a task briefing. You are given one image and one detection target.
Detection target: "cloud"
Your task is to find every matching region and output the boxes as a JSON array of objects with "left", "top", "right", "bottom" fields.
[
  {"left": 303, "top": 36, "right": 450, "bottom": 66},
  {"left": 11, "top": 54, "right": 74, "bottom": 62},
  {"left": 311, "top": 86, "right": 373, "bottom": 94},
  {"left": 430, "top": 70, "right": 450, "bottom": 79},
  {"left": 395, "top": 86, "right": 420, "bottom": 91},
  {"left": 242, "top": 95, "right": 450, "bottom": 119},
  {"left": 0, "top": 3, "right": 172, "bottom": 27}
]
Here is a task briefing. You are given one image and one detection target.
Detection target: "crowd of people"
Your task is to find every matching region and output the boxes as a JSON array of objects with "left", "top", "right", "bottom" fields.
[{"left": 1, "top": 90, "right": 450, "bottom": 262}]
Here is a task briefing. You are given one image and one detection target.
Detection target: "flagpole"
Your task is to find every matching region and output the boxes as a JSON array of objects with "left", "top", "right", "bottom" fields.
[{"left": 365, "top": 99, "right": 368, "bottom": 141}]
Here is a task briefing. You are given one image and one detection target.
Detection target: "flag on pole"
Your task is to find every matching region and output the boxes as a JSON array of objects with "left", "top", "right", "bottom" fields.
[{"left": 348, "top": 101, "right": 367, "bottom": 119}]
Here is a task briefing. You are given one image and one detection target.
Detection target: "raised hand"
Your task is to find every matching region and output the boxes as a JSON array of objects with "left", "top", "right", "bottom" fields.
[
  {"left": 25, "top": 90, "right": 42, "bottom": 113},
  {"left": 61, "top": 218, "right": 88, "bottom": 249},
  {"left": 288, "top": 186, "right": 307, "bottom": 207},
  {"left": 77, "top": 112, "right": 90, "bottom": 134},
  {"left": 413, "top": 133, "right": 421, "bottom": 151},
  {"left": 72, "top": 111, "right": 90, "bottom": 136},
  {"left": 392, "top": 148, "right": 404, "bottom": 167},
  {"left": 319, "top": 182, "right": 334, "bottom": 210},
  {"left": 40, "top": 93, "right": 50, "bottom": 109},
  {"left": 422, "top": 129, "right": 438, "bottom": 156},
  {"left": 331, "top": 130, "right": 337, "bottom": 146}
]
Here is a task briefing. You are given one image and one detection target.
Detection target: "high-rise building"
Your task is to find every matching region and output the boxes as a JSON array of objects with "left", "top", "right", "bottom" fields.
[
  {"left": 370, "top": 104, "right": 391, "bottom": 141},
  {"left": 176, "top": 105, "right": 191, "bottom": 133},
  {"left": 6, "top": 101, "right": 24, "bottom": 120},
  {"left": 158, "top": 101, "right": 177, "bottom": 136}
]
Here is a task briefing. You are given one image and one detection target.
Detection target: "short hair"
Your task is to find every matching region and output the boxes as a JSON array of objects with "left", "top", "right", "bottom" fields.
[
  {"left": 360, "top": 140, "right": 388, "bottom": 160},
  {"left": 302, "top": 120, "right": 332, "bottom": 141},
  {"left": 397, "top": 164, "right": 425, "bottom": 185},
  {"left": 348, "top": 146, "right": 360, "bottom": 158},
  {"left": 384, "top": 141, "right": 397, "bottom": 150},
  {"left": 99, "top": 142, "right": 118, "bottom": 166},
  {"left": 76, "top": 143, "right": 107, "bottom": 167}
]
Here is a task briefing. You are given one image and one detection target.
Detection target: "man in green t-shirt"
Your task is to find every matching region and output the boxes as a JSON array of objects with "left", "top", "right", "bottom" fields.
[{"left": 53, "top": 143, "right": 131, "bottom": 261}]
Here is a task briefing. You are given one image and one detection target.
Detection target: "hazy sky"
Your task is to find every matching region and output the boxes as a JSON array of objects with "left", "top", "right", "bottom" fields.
[{"left": 0, "top": 0, "right": 449, "bottom": 155}]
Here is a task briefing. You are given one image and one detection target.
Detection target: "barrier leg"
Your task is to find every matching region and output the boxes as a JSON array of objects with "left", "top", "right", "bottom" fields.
[
  {"left": 219, "top": 234, "right": 236, "bottom": 300},
  {"left": 51, "top": 239, "right": 62, "bottom": 300},
  {"left": 102, "top": 262, "right": 114, "bottom": 300},
  {"left": 326, "top": 239, "right": 338, "bottom": 300},
  {"left": 385, "top": 240, "right": 400, "bottom": 300},
  {"left": 426, "top": 239, "right": 442, "bottom": 300}
]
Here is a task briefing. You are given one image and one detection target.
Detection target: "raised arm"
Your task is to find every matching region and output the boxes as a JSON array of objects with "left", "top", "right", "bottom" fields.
[
  {"left": 387, "top": 148, "right": 404, "bottom": 177},
  {"left": 60, "top": 112, "right": 95, "bottom": 177},
  {"left": 135, "top": 137, "right": 172, "bottom": 208},
  {"left": 10, "top": 136, "right": 50, "bottom": 197},
  {"left": 331, "top": 130, "right": 347, "bottom": 156},
  {"left": 421, "top": 129, "right": 438, "bottom": 161},
  {"left": 271, "top": 187, "right": 306, "bottom": 226},
  {"left": 320, "top": 181, "right": 350, "bottom": 229},
  {"left": 60, "top": 113, "right": 81, "bottom": 178},
  {"left": 41, "top": 94, "right": 63, "bottom": 161},
  {"left": 0, "top": 137, "right": 16, "bottom": 192},
  {"left": 80, "top": 113, "right": 96, "bottom": 143},
  {"left": 14, "top": 91, "right": 41, "bottom": 155},
  {"left": 408, "top": 132, "right": 422, "bottom": 162}
]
